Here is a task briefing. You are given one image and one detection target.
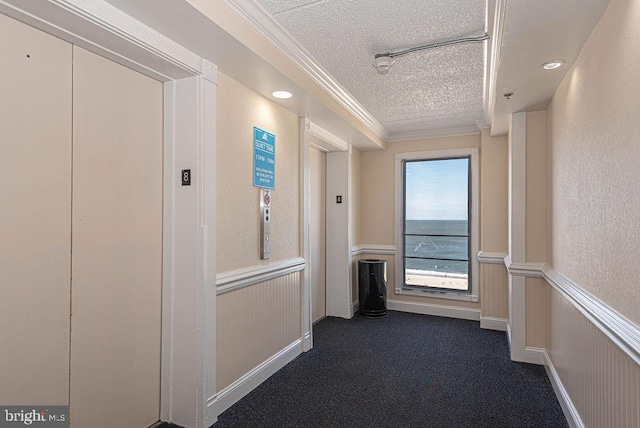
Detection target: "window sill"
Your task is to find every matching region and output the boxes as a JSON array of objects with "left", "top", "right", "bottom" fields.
[{"left": 395, "top": 287, "right": 478, "bottom": 302}]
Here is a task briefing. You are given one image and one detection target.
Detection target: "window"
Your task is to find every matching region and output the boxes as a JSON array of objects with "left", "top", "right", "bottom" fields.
[{"left": 395, "top": 148, "right": 478, "bottom": 301}]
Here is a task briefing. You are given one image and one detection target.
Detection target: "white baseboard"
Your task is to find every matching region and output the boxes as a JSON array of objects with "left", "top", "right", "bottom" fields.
[
  {"left": 303, "top": 332, "right": 312, "bottom": 352},
  {"left": 387, "top": 299, "right": 480, "bottom": 321},
  {"left": 208, "top": 338, "right": 302, "bottom": 417},
  {"left": 351, "top": 300, "right": 359, "bottom": 317},
  {"left": 542, "top": 349, "right": 585, "bottom": 428},
  {"left": 480, "top": 316, "right": 508, "bottom": 331},
  {"left": 522, "top": 346, "right": 546, "bottom": 365}
]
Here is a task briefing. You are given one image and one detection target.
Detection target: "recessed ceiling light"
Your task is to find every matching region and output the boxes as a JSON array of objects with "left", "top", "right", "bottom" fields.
[
  {"left": 541, "top": 59, "right": 565, "bottom": 70},
  {"left": 272, "top": 90, "right": 292, "bottom": 99}
]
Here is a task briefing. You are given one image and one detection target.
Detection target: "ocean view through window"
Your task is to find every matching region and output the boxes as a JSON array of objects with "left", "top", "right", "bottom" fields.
[{"left": 403, "top": 157, "right": 470, "bottom": 293}]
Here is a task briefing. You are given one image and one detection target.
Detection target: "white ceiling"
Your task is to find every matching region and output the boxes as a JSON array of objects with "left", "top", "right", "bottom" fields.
[
  {"left": 91, "top": 0, "right": 610, "bottom": 148},
  {"left": 255, "top": 0, "right": 488, "bottom": 139}
]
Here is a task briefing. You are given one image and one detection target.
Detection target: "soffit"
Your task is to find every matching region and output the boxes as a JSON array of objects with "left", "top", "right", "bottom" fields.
[{"left": 490, "top": 0, "right": 610, "bottom": 135}]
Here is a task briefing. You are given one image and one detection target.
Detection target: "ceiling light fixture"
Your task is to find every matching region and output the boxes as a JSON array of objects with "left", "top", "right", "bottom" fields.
[
  {"left": 272, "top": 90, "right": 292, "bottom": 99},
  {"left": 541, "top": 59, "right": 565, "bottom": 70},
  {"left": 373, "top": 33, "right": 490, "bottom": 75}
]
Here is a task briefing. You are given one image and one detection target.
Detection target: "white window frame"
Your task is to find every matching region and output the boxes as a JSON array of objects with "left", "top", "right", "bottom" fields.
[{"left": 394, "top": 147, "right": 479, "bottom": 302}]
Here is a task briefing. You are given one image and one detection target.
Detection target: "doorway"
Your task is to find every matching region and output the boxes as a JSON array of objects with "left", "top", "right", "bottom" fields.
[
  {"left": 303, "top": 119, "right": 352, "bottom": 331},
  {"left": 309, "top": 147, "right": 326, "bottom": 323}
]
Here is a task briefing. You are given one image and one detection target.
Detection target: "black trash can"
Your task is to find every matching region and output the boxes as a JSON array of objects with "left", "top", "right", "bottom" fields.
[{"left": 358, "top": 259, "right": 387, "bottom": 318}]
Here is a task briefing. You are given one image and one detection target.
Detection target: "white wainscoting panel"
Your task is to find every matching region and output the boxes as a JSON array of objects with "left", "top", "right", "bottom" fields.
[
  {"left": 216, "top": 258, "right": 305, "bottom": 294},
  {"left": 525, "top": 277, "right": 548, "bottom": 348},
  {"left": 215, "top": 270, "right": 302, "bottom": 393},
  {"left": 479, "top": 261, "right": 509, "bottom": 320},
  {"left": 546, "top": 285, "right": 639, "bottom": 428},
  {"left": 210, "top": 339, "right": 302, "bottom": 417}
]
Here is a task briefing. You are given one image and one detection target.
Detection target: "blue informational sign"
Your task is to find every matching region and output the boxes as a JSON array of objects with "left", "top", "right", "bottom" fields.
[{"left": 253, "top": 127, "right": 276, "bottom": 189}]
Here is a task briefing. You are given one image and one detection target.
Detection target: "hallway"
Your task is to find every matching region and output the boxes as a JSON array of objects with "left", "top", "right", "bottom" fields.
[
  {"left": 214, "top": 312, "right": 566, "bottom": 428},
  {"left": 1, "top": 1, "right": 638, "bottom": 427}
]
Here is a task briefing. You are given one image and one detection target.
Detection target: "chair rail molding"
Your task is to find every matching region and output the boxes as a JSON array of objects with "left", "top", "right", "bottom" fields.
[
  {"left": 351, "top": 244, "right": 397, "bottom": 257},
  {"left": 541, "top": 265, "right": 640, "bottom": 366},
  {"left": 477, "top": 251, "right": 507, "bottom": 264},
  {"left": 501, "top": 257, "right": 640, "bottom": 366},
  {"left": 216, "top": 258, "right": 306, "bottom": 295}
]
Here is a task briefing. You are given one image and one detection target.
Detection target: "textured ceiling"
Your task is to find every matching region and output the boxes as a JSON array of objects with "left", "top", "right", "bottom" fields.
[{"left": 256, "top": 0, "right": 487, "bottom": 137}]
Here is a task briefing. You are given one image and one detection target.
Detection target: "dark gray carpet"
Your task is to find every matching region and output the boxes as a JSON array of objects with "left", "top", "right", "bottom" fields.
[{"left": 213, "top": 311, "right": 567, "bottom": 428}]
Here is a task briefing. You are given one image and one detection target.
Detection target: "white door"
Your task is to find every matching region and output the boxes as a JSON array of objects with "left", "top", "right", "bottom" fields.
[
  {"left": 0, "top": 13, "right": 72, "bottom": 406},
  {"left": 1, "top": 16, "right": 163, "bottom": 427},
  {"left": 70, "top": 46, "right": 163, "bottom": 427},
  {"left": 309, "top": 147, "right": 326, "bottom": 323}
]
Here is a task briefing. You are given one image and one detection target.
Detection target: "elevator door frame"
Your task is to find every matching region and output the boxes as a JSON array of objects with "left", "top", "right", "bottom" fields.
[
  {"left": 0, "top": 3, "right": 217, "bottom": 427},
  {"left": 301, "top": 119, "right": 353, "bottom": 352}
]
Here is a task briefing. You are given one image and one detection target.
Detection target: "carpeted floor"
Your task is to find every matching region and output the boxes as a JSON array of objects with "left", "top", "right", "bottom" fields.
[{"left": 213, "top": 311, "right": 568, "bottom": 428}]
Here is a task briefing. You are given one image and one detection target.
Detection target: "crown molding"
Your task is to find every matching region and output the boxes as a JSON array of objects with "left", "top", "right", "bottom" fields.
[
  {"left": 0, "top": 0, "right": 207, "bottom": 81},
  {"left": 386, "top": 125, "right": 481, "bottom": 143},
  {"left": 475, "top": 119, "right": 490, "bottom": 129},
  {"left": 221, "top": 0, "right": 388, "bottom": 140},
  {"left": 51, "top": 0, "right": 204, "bottom": 75},
  {"left": 485, "top": 0, "right": 506, "bottom": 130}
]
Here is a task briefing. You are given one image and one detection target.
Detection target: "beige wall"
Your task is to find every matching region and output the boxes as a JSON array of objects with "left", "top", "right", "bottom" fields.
[
  {"left": 350, "top": 148, "right": 361, "bottom": 301},
  {"left": 350, "top": 147, "right": 361, "bottom": 247},
  {"left": 359, "top": 135, "right": 482, "bottom": 310},
  {"left": 478, "top": 128, "right": 509, "bottom": 320},
  {"left": 523, "top": 112, "right": 547, "bottom": 346},
  {"left": 525, "top": 111, "right": 547, "bottom": 263},
  {"left": 547, "top": 0, "right": 640, "bottom": 325},
  {"left": 479, "top": 128, "right": 508, "bottom": 252},
  {"left": 215, "top": 72, "right": 303, "bottom": 393},
  {"left": 359, "top": 133, "right": 510, "bottom": 315},
  {"left": 360, "top": 135, "right": 480, "bottom": 245},
  {"left": 536, "top": 0, "right": 640, "bottom": 424},
  {"left": 216, "top": 72, "right": 300, "bottom": 272}
]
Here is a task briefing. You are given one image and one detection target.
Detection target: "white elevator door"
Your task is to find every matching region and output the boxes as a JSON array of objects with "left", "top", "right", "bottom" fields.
[
  {"left": 310, "top": 147, "right": 327, "bottom": 323},
  {"left": 0, "top": 16, "right": 163, "bottom": 427},
  {"left": 70, "top": 46, "right": 163, "bottom": 427},
  {"left": 0, "top": 13, "right": 72, "bottom": 406}
]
